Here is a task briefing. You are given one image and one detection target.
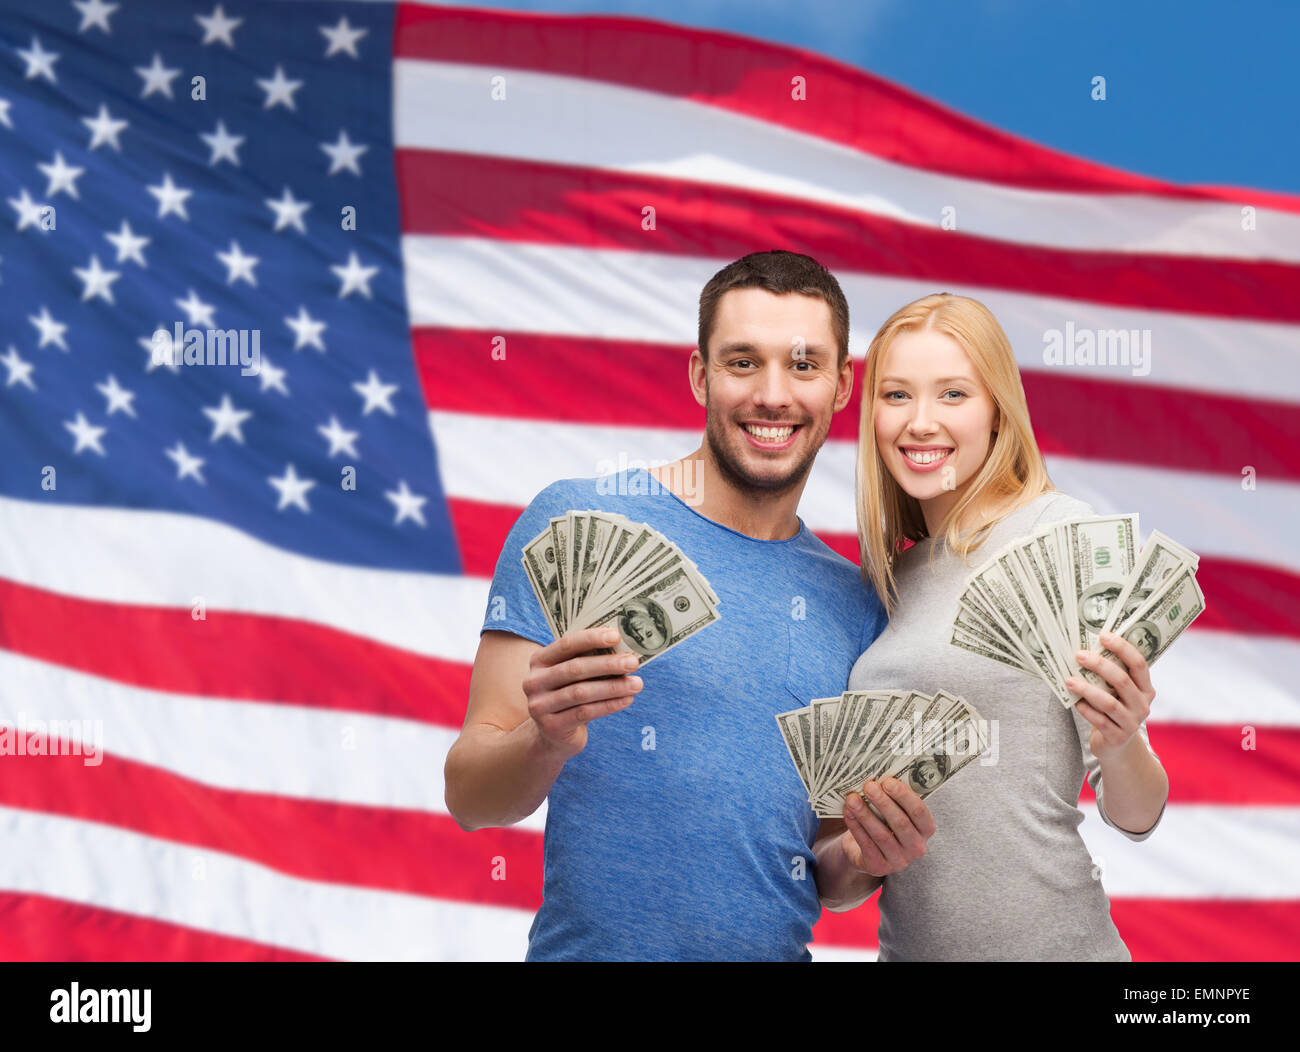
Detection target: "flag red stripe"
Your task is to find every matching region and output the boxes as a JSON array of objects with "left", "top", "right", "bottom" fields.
[
  {"left": 0, "top": 579, "right": 470, "bottom": 725},
  {"left": 415, "top": 328, "right": 1300, "bottom": 482},
  {"left": 0, "top": 892, "right": 326, "bottom": 962},
  {"left": 392, "top": 4, "right": 1300, "bottom": 213},
  {"left": 1075, "top": 724, "right": 1300, "bottom": 806},
  {"left": 397, "top": 148, "right": 1300, "bottom": 324},
  {"left": 0, "top": 743, "right": 542, "bottom": 909},
  {"left": 813, "top": 895, "right": 1300, "bottom": 960}
]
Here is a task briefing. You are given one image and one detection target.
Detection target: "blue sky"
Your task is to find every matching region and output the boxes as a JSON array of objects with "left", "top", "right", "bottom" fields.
[{"left": 443, "top": 0, "right": 1300, "bottom": 195}]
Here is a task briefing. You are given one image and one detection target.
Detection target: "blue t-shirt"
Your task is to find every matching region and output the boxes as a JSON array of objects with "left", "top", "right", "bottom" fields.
[{"left": 480, "top": 468, "right": 887, "bottom": 961}]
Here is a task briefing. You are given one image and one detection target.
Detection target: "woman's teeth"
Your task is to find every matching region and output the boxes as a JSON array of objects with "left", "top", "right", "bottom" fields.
[
  {"left": 903, "top": 448, "right": 952, "bottom": 464},
  {"left": 745, "top": 424, "right": 795, "bottom": 441}
]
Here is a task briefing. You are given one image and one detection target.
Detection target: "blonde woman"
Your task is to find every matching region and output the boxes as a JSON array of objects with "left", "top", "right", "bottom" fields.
[{"left": 842, "top": 293, "right": 1169, "bottom": 961}]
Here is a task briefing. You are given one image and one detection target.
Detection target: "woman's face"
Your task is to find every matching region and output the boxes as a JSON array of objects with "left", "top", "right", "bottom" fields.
[{"left": 873, "top": 328, "right": 999, "bottom": 516}]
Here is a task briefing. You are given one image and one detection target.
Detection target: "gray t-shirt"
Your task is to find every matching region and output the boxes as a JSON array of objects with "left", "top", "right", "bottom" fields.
[{"left": 847, "top": 490, "right": 1166, "bottom": 961}]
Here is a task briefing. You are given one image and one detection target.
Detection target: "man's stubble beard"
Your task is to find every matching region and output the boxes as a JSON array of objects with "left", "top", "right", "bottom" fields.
[{"left": 702, "top": 383, "right": 832, "bottom": 500}]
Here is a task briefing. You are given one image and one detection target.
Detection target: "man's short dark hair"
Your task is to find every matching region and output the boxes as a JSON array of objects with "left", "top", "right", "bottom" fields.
[{"left": 697, "top": 250, "right": 850, "bottom": 366}]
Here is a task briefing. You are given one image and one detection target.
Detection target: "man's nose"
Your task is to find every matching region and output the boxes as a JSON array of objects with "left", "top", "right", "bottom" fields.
[{"left": 753, "top": 362, "right": 794, "bottom": 410}]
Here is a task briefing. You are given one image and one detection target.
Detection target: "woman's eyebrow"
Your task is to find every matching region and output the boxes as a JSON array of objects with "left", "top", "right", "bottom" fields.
[{"left": 879, "top": 375, "right": 974, "bottom": 384}]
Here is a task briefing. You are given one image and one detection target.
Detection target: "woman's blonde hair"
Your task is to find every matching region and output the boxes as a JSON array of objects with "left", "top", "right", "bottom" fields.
[{"left": 856, "top": 293, "right": 1055, "bottom": 620}]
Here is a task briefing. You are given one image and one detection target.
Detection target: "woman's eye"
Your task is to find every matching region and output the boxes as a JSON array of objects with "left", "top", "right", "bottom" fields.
[
  {"left": 944, "top": 390, "right": 967, "bottom": 400},
  {"left": 882, "top": 391, "right": 906, "bottom": 401}
]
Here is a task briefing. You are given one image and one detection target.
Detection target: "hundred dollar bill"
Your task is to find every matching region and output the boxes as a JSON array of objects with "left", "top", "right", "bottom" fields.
[
  {"left": 1100, "top": 530, "right": 1200, "bottom": 638},
  {"left": 1066, "top": 514, "right": 1139, "bottom": 657},
  {"left": 588, "top": 566, "right": 720, "bottom": 667}
]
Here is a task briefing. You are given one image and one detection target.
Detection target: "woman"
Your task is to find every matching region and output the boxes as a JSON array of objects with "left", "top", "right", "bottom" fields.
[{"left": 844, "top": 292, "right": 1169, "bottom": 961}]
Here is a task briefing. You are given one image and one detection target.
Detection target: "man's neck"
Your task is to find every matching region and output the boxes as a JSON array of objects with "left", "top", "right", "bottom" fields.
[{"left": 649, "top": 445, "right": 807, "bottom": 541}]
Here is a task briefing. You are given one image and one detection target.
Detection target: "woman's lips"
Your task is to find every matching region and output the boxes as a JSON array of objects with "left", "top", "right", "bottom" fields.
[{"left": 899, "top": 447, "right": 954, "bottom": 473}]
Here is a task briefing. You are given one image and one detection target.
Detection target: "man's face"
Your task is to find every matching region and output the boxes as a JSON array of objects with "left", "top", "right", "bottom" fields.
[
  {"left": 1083, "top": 592, "right": 1113, "bottom": 624},
  {"left": 691, "top": 288, "right": 852, "bottom": 495},
  {"left": 623, "top": 606, "right": 665, "bottom": 651}
]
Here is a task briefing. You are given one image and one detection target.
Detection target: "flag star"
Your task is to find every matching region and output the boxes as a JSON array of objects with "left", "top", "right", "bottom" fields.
[
  {"left": 74, "top": 0, "right": 119, "bottom": 33},
  {"left": 29, "top": 306, "right": 68, "bottom": 350},
  {"left": 1, "top": 346, "right": 36, "bottom": 390},
  {"left": 284, "top": 306, "right": 326, "bottom": 351},
  {"left": 82, "top": 103, "right": 128, "bottom": 150},
  {"left": 165, "top": 441, "right": 205, "bottom": 483},
  {"left": 0, "top": 98, "right": 11, "bottom": 128},
  {"left": 254, "top": 355, "right": 289, "bottom": 395},
  {"left": 136, "top": 52, "right": 181, "bottom": 99},
  {"left": 317, "top": 415, "right": 359, "bottom": 458},
  {"left": 203, "top": 393, "right": 251, "bottom": 443},
  {"left": 8, "top": 188, "right": 48, "bottom": 231},
  {"left": 265, "top": 186, "right": 310, "bottom": 234},
  {"left": 200, "top": 119, "right": 244, "bottom": 166},
  {"left": 320, "top": 129, "right": 368, "bottom": 176},
  {"left": 64, "top": 412, "right": 107, "bottom": 455},
  {"left": 385, "top": 480, "right": 428, "bottom": 527},
  {"left": 38, "top": 150, "right": 85, "bottom": 199},
  {"left": 268, "top": 463, "right": 315, "bottom": 512},
  {"left": 147, "top": 171, "right": 192, "bottom": 220},
  {"left": 17, "top": 37, "right": 59, "bottom": 84},
  {"left": 95, "top": 373, "right": 137, "bottom": 416},
  {"left": 216, "top": 240, "right": 259, "bottom": 285},
  {"left": 105, "top": 219, "right": 149, "bottom": 266},
  {"left": 257, "top": 65, "right": 303, "bottom": 111},
  {"left": 352, "top": 370, "right": 398, "bottom": 416},
  {"left": 196, "top": 4, "right": 242, "bottom": 47},
  {"left": 320, "top": 15, "right": 368, "bottom": 58},
  {"left": 142, "top": 328, "right": 180, "bottom": 373},
  {"left": 331, "top": 251, "right": 378, "bottom": 299},
  {"left": 175, "top": 289, "right": 216, "bottom": 328},
  {"left": 73, "top": 254, "right": 121, "bottom": 304}
]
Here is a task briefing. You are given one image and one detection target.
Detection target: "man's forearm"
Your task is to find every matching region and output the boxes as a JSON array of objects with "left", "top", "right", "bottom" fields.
[
  {"left": 1097, "top": 735, "right": 1168, "bottom": 835},
  {"left": 444, "top": 719, "right": 570, "bottom": 831},
  {"left": 812, "top": 830, "right": 884, "bottom": 912}
]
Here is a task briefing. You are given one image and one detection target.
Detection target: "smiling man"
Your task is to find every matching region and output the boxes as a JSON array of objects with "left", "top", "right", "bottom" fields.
[{"left": 444, "top": 250, "right": 936, "bottom": 961}]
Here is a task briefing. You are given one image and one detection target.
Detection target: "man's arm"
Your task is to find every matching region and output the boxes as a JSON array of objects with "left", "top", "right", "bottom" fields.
[
  {"left": 444, "top": 626, "right": 643, "bottom": 831},
  {"left": 812, "top": 779, "right": 935, "bottom": 911}
]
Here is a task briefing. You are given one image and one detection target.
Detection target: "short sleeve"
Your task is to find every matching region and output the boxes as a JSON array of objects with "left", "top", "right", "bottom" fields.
[
  {"left": 479, "top": 481, "right": 576, "bottom": 647},
  {"left": 1072, "top": 708, "right": 1166, "bottom": 841}
]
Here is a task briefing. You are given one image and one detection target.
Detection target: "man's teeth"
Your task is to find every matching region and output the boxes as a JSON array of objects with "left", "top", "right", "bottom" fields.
[
  {"left": 744, "top": 424, "right": 795, "bottom": 441},
  {"left": 904, "top": 448, "right": 952, "bottom": 464}
]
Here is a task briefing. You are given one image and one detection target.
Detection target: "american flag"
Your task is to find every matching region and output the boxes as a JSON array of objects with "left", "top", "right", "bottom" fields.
[{"left": 1, "top": 0, "right": 1296, "bottom": 962}]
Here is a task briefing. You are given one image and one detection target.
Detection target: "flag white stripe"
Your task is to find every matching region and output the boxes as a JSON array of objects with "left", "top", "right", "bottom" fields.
[
  {"left": 0, "top": 496, "right": 487, "bottom": 664},
  {"left": 403, "top": 236, "right": 1300, "bottom": 403},
  {"left": 0, "top": 648, "right": 544, "bottom": 832},
  {"left": 1079, "top": 803, "right": 1300, "bottom": 899},
  {"left": 394, "top": 60, "right": 1300, "bottom": 264},
  {"left": 0, "top": 807, "right": 533, "bottom": 961},
  {"left": 428, "top": 410, "right": 1300, "bottom": 572}
]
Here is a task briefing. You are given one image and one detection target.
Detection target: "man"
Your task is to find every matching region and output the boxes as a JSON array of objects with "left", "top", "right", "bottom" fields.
[{"left": 445, "top": 250, "right": 936, "bottom": 961}]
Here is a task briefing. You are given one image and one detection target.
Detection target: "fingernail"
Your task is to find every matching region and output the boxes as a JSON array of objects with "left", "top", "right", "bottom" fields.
[
  {"left": 883, "top": 779, "right": 899, "bottom": 793},
  {"left": 622, "top": 655, "right": 638, "bottom": 669},
  {"left": 848, "top": 797, "right": 863, "bottom": 813},
  {"left": 866, "top": 782, "right": 881, "bottom": 798},
  {"left": 1075, "top": 650, "right": 1087, "bottom": 662},
  {"left": 604, "top": 629, "right": 619, "bottom": 643},
  {"left": 627, "top": 676, "right": 643, "bottom": 690}
]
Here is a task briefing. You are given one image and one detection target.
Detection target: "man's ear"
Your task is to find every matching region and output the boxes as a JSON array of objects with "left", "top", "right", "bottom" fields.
[
  {"left": 833, "top": 354, "right": 855, "bottom": 412},
  {"left": 688, "top": 347, "right": 708, "bottom": 408}
]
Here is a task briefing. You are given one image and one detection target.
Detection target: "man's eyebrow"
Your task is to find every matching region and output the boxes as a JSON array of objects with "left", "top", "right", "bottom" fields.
[
  {"left": 714, "top": 341, "right": 833, "bottom": 356},
  {"left": 879, "top": 375, "right": 974, "bottom": 384}
]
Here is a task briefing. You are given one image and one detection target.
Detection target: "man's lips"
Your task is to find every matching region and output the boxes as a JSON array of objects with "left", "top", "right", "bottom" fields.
[{"left": 740, "top": 421, "right": 802, "bottom": 450}]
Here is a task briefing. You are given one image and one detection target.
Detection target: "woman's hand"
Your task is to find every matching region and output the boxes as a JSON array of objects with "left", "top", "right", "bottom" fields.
[
  {"left": 1067, "top": 631, "right": 1156, "bottom": 764},
  {"left": 840, "top": 778, "right": 936, "bottom": 878}
]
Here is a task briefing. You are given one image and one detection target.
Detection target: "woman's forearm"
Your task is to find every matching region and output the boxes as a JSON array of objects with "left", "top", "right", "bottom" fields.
[{"left": 1097, "top": 735, "right": 1168, "bottom": 834}]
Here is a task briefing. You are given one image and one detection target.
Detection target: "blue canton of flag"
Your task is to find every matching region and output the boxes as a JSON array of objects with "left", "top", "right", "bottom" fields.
[{"left": 1, "top": 0, "right": 460, "bottom": 573}]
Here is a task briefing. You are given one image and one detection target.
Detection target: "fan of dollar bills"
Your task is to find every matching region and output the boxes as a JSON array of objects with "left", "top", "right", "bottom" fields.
[
  {"left": 521, "top": 510, "right": 721, "bottom": 666},
  {"left": 950, "top": 515, "right": 1205, "bottom": 706},
  {"left": 776, "top": 690, "right": 989, "bottom": 818}
]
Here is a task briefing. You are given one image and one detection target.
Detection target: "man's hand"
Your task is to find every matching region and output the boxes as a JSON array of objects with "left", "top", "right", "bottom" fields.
[
  {"left": 840, "top": 778, "right": 936, "bottom": 878},
  {"left": 524, "top": 626, "right": 644, "bottom": 758}
]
